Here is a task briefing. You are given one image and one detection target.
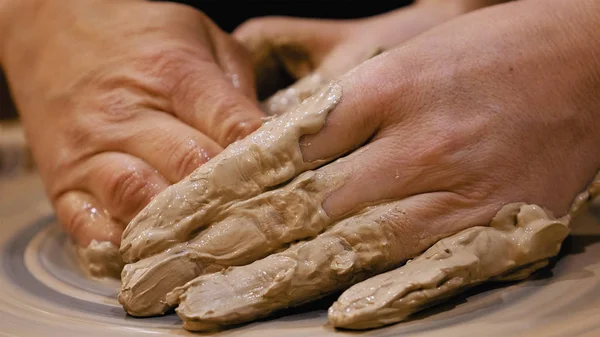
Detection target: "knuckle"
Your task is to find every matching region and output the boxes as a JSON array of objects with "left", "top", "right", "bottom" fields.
[
  {"left": 105, "top": 167, "right": 154, "bottom": 215},
  {"left": 169, "top": 141, "right": 209, "bottom": 179},
  {"left": 210, "top": 93, "right": 243, "bottom": 122},
  {"left": 219, "top": 115, "right": 262, "bottom": 146},
  {"left": 95, "top": 90, "right": 143, "bottom": 124},
  {"left": 65, "top": 117, "right": 96, "bottom": 147},
  {"left": 58, "top": 99, "right": 100, "bottom": 151},
  {"left": 133, "top": 46, "right": 212, "bottom": 92},
  {"left": 65, "top": 95, "right": 143, "bottom": 152}
]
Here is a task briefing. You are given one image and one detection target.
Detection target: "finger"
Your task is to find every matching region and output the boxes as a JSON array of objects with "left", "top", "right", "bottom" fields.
[
  {"left": 119, "top": 110, "right": 482, "bottom": 316},
  {"left": 165, "top": 192, "right": 486, "bottom": 331},
  {"left": 119, "top": 245, "right": 200, "bottom": 316},
  {"left": 54, "top": 190, "right": 123, "bottom": 247},
  {"left": 234, "top": 17, "right": 346, "bottom": 80},
  {"left": 328, "top": 203, "right": 570, "bottom": 329},
  {"left": 54, "top": 191, "right": 125, "bottom": 278},
  {"left": 569, "top": 171, "right": 600, "bottom": 216},
  {"left": 314, "top": 130, "right": 474, "bottom": 219},
  {"left": 75, "top": 152, "right": 170, "bottom": 224},
  {"left": 298, "top": 61, "right": 398, "bottom": 164},
  {"left": 295, "top": 64, "right": 470, "bottom": 218},
  {"left": 169, "top": 59, "right": 265, "bottom": 148},
  {"left": 121, "top": 83, "right": 344, "bottom": 263},
  {"left": 208, "top": 23, "right": 258, "bottom": 101},
  {"left": 110, "top": 111, "right": 222, "bottom": 183},
  {"left": 119, "top": 169, "right": 343, "bottom": 316}
]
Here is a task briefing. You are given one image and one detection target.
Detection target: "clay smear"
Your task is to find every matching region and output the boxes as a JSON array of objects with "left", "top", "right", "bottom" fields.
[
  {"left": 119, "top": 83, "right": 343, "bottom": 316},
  {"left": 329, "top": 173, "right": 600, "bottom": 329},
  {"left": 75, "top": 240, "right": 123, "bottom": 279},
  {"left": 328, "top": 203, "right": 569, "bottom": 329},
  {"left": 167, "top": 174, "right": 600, "bottom": 330}
]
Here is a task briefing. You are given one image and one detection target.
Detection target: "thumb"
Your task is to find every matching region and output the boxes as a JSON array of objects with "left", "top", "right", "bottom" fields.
[
  {"left": 54, "top": 191, "right": 123, "bottom": 247},
  {"left": 234, "top": 16, "right": 349, "bottom": 98}
]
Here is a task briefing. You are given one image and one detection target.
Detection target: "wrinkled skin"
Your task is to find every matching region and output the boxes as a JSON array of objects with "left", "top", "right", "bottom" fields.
[
  {"left": 0, "top": 0, "right": 265, "bottom": 247},
  {"left": 121, "top": 0, "right": 600, "bottom": 330}
]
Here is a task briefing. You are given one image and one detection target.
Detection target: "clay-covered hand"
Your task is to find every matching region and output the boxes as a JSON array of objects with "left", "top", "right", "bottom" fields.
[
  {"left": 119, "top": 0, "right": 600, "bottom": 329},
  {"left": 234, "top": 0, "right": 508, "bottom": 114},
  {"left": 0, "top": 0, "right": 265, "bottom": 263}
]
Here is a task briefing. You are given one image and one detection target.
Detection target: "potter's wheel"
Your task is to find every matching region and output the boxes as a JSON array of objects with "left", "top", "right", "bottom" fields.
[{"left": 2, "top": 174, "right": 600, "bottom": 337}]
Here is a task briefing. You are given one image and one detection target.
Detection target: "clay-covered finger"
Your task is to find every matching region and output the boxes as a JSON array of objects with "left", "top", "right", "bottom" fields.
[
  {"left": 328, "top": 203, "right": 570, "bottom": 329},
  {"left": 165, "top": 193, "right": 469, "bottom": 331},
  {"left": 54, "top": 191, "right": 124, "bottom": 278},
  {"left": 261, "top": 73, "right": 327, "bottom": 116},
  {"left": 119, "top": 169, "right": 345, "bottom": 316},
  {"left": 120, "top": 83, "right": 343, "bottom": 263},
  {"left": 119, "top": 245, "right": 200, "bottom": 316}
]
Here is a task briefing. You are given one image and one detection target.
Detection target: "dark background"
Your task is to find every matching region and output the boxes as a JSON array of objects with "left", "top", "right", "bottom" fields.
[
  {"left": 173, "top": 0, "right": 413, "bottom": 32},
  {"left": 0, "top": 0, "right": 413, "bottom": 120}
]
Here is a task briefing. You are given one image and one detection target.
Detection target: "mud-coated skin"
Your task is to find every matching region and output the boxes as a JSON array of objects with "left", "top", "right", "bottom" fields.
[
  {"left": 119, "top": 83, "right": 343, "bottom": 316},
  {"left": 120, "top": 83, "right": 341, "bottom": 263},
  {"left": 167, "top": 201, "right": 407, "bottom": 330},
  {"left": 119, "top": 170, "right": 346, "bottom": 316},
  {"left": 327, "top": 174, "right": 600, "bottom": 329},
  {"left": 164, "top": 174, "right": 599, "bottom": 330},
  {"left": 328, "top": 203, "right": 569, "bottom": 329},
  {"left": 120, "top": 0, "right": 600, "bottom": 328},
  {"left": 75, "top": 240, "right": 123, "bottom": 279}
]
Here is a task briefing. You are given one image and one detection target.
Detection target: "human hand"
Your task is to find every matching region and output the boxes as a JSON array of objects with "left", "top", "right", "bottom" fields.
[
  {"left": 119, "top": 0, "right": 600, "bottom": 328},
  {"left": 234, "top": 0, "right": 508, "bottom": 114},
  {"left": 0, "top": 0, "right": 265, "bottom": 259}
]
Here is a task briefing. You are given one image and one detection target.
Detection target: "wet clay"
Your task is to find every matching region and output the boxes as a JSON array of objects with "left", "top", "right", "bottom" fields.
[
  {"left": 167, "top": 174, "right": 599, "bottom": 331},
  {"left": 120, "top": 82, "right": 341, "bottom": 263},
  {"left": 119, "top": 83, "right": 344, "bottom": 316},
  {"left": 328, "top": 174, "right": 600, "bottom": 329},
  {"left": 167, "top": 200, "right": 410, "bottom": 331},
  {"left": 75, "top": 240, "right": 123, "bottom": 279},
  {"left": 119, "top": 170, "right": 346, "bottom": 316},
  {"left": 328, "top": 204, "right": 569, "bottom": 329},
  {"left": 261, "top": 73, "right": 326, "bottom": 116}
]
